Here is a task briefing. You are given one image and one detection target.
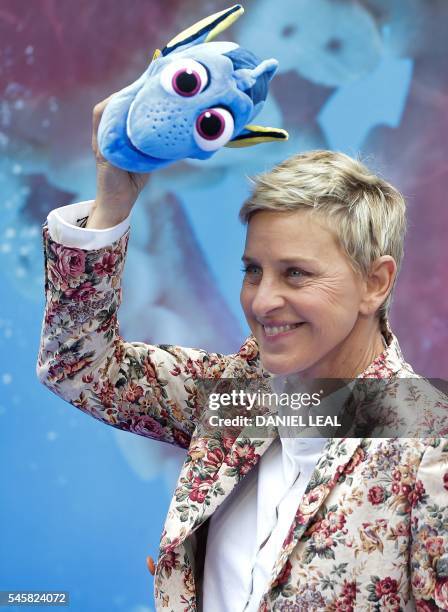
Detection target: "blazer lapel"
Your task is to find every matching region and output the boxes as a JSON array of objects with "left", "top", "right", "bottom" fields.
[
  {"left": 198, "top": 430, "right": 277, "bottom": 526},
  {"left": 266, "top": 436, "right": 362, "bottom": 591},
  {"left": 159, "top": 421, "right": 277, "bottom": 554}
]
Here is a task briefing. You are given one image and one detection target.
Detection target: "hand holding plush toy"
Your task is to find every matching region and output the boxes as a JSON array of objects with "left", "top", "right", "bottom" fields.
[{"left": 98, "top": 4, "right": 288, "bottom": 173}]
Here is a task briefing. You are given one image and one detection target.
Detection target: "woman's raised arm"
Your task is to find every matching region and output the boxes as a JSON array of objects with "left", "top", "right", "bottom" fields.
[{"left": 36, "top": 96, "right": 260, "bottom": 448}]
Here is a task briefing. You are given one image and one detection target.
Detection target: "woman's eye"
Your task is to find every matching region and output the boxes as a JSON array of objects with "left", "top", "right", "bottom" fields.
[
  {"left": 241, "top": 265, "right": 258, "bottom": 273},
  {"left": 194, "top": 107, "right": 234, "bottom": 151},
  {"left": 241, "top": 265, "right": 261, "bottom": 277},
  {"left": 287, "top": 268, "right": 307, "bottom": 279},
  {"left": 160, "top": 59, "right": 208, "bottom": 97}
]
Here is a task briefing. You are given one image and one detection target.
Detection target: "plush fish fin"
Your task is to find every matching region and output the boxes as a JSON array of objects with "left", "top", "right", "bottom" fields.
[
  {"left": 234, "top": 59, "right": 278, "bottom": 92},
  {"left": 151, "top": 48, "right": 161, "bottom": 61},
  {"left": 225, "top": 125, "right": 289, "bottom": 148},
  {"left": 162, "top": 4, "right": 244, "bottom": 56}
]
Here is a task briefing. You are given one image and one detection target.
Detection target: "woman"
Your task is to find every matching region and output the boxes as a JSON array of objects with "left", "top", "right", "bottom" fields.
[{"left": 37, "top": 99, "right": 447, "bottom": 611}]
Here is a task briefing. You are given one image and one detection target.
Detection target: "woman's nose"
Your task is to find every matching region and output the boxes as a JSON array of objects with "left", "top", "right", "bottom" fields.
[{"left": 251, "top": 280, "right": 285, "bottom": 317}]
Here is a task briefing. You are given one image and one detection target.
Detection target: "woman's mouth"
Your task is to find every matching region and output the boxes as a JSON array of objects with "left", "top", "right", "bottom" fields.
[{"left": 262, "top": 322, "right": 304, "bottom": 338}]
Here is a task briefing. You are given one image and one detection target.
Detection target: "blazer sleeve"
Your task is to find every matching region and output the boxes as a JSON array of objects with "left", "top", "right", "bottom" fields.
[
  {"left": 410, "top": 439, "right": 448, "bottom": 610},
  {"left": 36, "top": 223, "right": 260, "bottom": 449}
]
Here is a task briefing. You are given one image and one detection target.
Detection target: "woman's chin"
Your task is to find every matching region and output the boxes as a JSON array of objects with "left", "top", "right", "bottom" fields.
[{"left": 260, "top": 355, "right": 305, "bottom": 377}]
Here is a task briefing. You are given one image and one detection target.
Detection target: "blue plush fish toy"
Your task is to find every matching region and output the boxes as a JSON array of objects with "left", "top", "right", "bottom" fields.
[{"left": 98, "top": 4, "right": 289, "bottom": 172}]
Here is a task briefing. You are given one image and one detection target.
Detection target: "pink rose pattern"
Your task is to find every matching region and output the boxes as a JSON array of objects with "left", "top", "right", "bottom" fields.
[
  {"left": 48, "top": 243, "right": 86, "bottom": 291},
  {"left": 37, "top": 225, "right": 448, "bottom": 611}
]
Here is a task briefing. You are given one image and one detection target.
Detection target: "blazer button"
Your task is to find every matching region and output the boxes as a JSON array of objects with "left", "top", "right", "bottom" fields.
[{"left": 146, "top": 555, "right": 156, "bottom": 575}]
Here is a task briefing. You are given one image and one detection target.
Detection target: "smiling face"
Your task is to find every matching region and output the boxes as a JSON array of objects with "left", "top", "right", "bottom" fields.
[{"left": 240, "top": 209, "right": 377, "bottom": 377}]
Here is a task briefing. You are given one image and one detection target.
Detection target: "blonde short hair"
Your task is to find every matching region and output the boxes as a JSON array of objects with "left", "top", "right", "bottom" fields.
[{"left": 239, "top": 150, "right": 407, "bottom": 321}]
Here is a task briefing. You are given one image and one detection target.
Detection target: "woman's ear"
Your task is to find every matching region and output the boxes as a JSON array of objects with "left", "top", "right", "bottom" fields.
[{"left": 359, "top": 256, "right": 397, "bottom": 316}]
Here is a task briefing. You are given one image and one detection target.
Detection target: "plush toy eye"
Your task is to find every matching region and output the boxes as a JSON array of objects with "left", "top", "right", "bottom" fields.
[
  {"left": 194, "top": 107, "right": 234, "bottom": 151},
  {"left": 160, "top": 59, "right": 208, "bottom": 97}
]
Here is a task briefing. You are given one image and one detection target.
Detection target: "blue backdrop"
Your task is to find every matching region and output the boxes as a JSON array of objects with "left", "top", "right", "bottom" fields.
[{"left": 1, "top": 1, "right": 447, "bottom": 610}]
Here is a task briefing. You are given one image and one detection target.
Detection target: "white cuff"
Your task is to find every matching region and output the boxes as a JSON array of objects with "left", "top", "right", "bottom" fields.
[{"left": 46, "top": 200, "right": 131, "bottom": 249}]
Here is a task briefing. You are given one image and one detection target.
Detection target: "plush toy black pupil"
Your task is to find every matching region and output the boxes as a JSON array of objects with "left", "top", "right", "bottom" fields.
[
  {"left": 199, "top": 112, "right": 222, "bottom": 137},
  {"left": 176, "top": 71, "right": 199, "bottom": 93}
]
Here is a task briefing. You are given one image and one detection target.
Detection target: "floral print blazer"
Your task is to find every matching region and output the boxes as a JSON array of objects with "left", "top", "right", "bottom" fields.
[{"left": 36, "top": 224, "right": 448, "bottom": 611}]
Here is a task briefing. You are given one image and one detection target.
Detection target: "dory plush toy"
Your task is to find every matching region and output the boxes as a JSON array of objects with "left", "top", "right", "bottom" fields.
[{"left": 98, "top": 4, "right": 288, "bottom": 172}]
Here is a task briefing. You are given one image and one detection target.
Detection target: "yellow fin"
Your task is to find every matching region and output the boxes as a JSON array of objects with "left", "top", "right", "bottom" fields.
[
  {"left": 152, "top": 48, "right": 161, "bottom": 61},
  {"left": 205, "top": 5, "right": 244, "bottom": 42},
  {"left": 226, "top": 125, "right": 289, "bottom": 148},
  {"left": 163, "top": 5, "right": 244, "bottom": 55}
]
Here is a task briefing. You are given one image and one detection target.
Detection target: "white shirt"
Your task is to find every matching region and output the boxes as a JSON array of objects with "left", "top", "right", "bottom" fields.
[{"left": 45, "top": 201, "right": 329, "bottom": 612}]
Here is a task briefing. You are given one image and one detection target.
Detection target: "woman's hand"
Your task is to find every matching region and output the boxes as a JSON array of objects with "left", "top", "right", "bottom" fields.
[{"left": 87, "top": 94, "right": 150, "bottom": 229}]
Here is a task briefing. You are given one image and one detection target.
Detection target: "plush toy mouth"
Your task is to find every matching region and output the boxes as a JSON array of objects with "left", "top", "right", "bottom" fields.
[{"left": 126, "top": 132, "right": 167, "bottom": 161}]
